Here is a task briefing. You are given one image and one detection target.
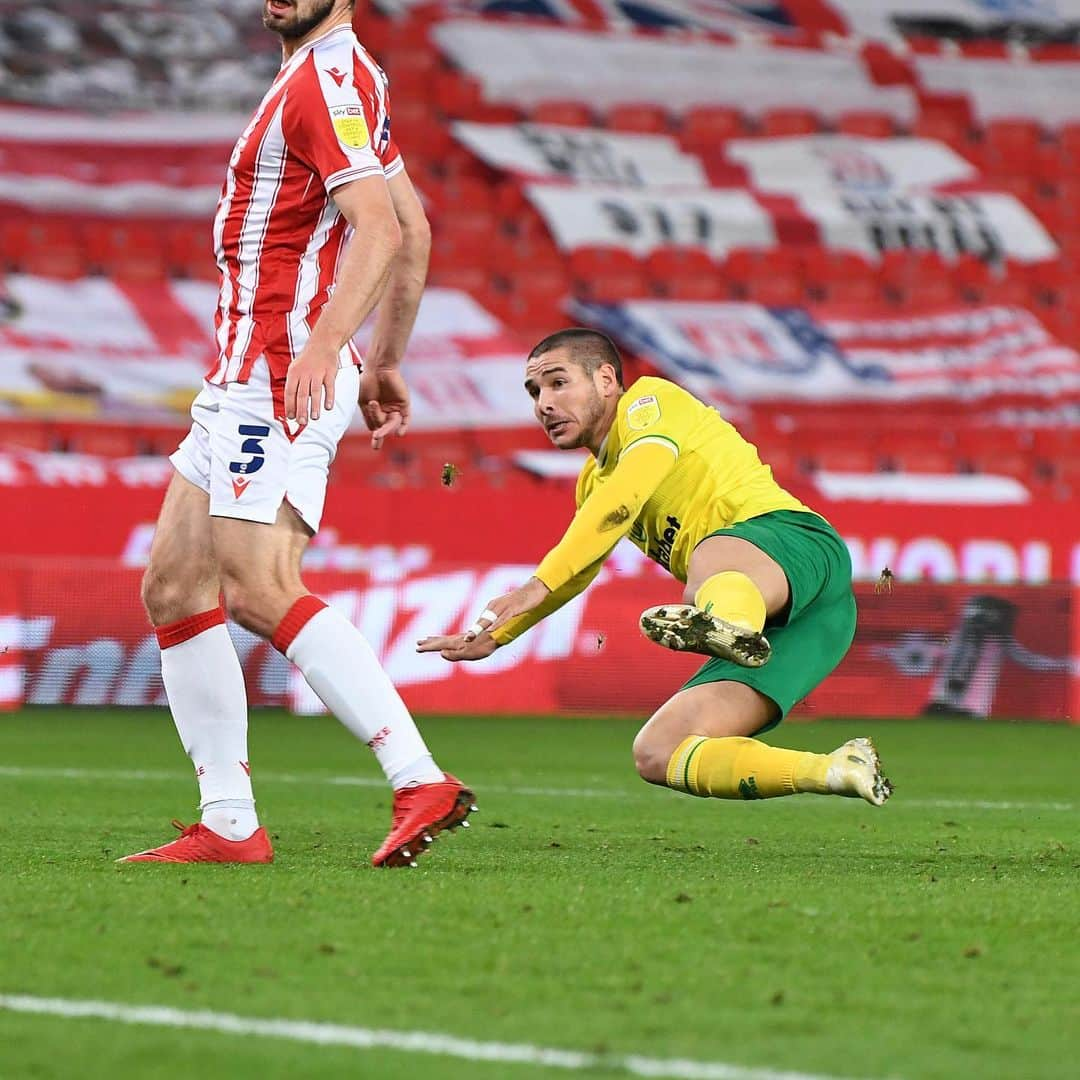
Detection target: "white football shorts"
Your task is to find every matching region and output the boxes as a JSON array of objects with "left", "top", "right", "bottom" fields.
[{"left": 171, "top": 359, "right": 359, "bottom": 533}]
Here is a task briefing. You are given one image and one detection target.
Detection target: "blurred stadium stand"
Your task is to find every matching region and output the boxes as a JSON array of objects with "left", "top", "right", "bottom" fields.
[{"left": 0, "top": 0, "right": 1077, "bottom": 498}]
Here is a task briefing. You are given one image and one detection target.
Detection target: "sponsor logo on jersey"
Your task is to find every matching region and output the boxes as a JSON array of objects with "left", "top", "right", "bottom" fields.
[
  {"left": 229, "top": 424, "right": 271, "bottom": 499},
  {"left": 626, "top": 394, "right": 660, "bottom": 431},
  {"left": 329, "top": 104, "right": 369, "bottom": 149},
  {"left": 648, "top": 514, "right": 681, "bottom": 571}
]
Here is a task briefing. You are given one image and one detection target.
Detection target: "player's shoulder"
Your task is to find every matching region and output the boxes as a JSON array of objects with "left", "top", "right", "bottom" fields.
[
  {"left": 617, "top": 376, "right": 697, "bottom": 432},
  {"left": 297, "top": 27, "right": 383, "bottom": 97}
]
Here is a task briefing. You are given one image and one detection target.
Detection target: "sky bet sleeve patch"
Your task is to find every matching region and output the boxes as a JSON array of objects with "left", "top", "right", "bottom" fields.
[
  {"left": 330, "top": 104, "right": 370, "bottom": 149},
  {"left": 625, "top": 394, "right": 661, "bottom": 431}
]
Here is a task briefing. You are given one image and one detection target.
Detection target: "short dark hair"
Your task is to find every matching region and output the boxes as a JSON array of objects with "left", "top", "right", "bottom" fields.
[{"left": 528, "top": 327, "right": 624, "bottom": 387}]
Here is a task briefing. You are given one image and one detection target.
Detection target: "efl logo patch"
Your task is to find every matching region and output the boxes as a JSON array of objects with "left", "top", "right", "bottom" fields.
[
  {"left": 626, "top": 395, "right": 661, "bottom": 431},
  {"left": 330, "top": 104, "right": 369, "bottom": 149}
]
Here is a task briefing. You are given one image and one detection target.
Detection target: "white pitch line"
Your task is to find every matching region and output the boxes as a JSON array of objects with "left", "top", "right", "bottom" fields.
[
  {"left": 0, "top": 766, "right": 1073, "bottom": 813},
  {"left": 0, "top": 994, "right": 875, "bottom": 1080}
]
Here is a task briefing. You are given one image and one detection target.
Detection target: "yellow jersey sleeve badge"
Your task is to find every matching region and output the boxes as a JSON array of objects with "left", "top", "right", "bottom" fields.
[
  {"left": 625, "top": 394, "right": 661, "bottom": 431},
  {"left": 330, "top": 104, "right": 370, "bottom": 149}
]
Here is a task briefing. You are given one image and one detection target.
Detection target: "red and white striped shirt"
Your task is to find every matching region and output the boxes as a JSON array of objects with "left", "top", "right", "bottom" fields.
[{"left": 207, "top": 23, "right": 402, "bottom": 387}]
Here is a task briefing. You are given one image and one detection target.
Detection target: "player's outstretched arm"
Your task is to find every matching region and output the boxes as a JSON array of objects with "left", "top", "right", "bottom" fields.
[
  {"left": 360, "top": 169, "right": 431, "bottom": 449},
  {"left": 417, "top": 560, "right": 603, "bottom": 662},
  {"left": 285, "top": 175, "right": 401, "bottom": 426},
  {"left": 528, "top": 440, "right": 677, "bottom": 594}
]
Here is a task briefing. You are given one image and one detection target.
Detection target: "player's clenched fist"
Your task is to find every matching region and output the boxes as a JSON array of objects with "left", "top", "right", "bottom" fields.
[{"left": 285, "top": 341, "right": 339, "bottom": 425}]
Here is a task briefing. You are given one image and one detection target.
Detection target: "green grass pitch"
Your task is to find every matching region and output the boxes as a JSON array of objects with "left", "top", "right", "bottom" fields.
[{"left": 1, "top": 709, "right": 1077, "bottom": 1079}]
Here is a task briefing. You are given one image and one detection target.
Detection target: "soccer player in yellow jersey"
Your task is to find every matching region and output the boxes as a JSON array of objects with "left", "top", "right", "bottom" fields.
[{"left": 418, "top": 328, "right": 892, "bottom": 807}]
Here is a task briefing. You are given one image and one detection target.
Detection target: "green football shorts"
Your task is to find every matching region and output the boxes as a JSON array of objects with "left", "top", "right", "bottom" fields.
[{"left": 680, "top": 510, "right": 857, "bottom": 732}]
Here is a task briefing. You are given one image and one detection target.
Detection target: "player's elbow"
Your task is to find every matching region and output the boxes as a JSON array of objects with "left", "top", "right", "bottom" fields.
[
  {"left": 401, "top": 209, "right": 431, "bottom": 254},
  {"left": 378, "top": 215, "right": 404, "bottom": 259}
]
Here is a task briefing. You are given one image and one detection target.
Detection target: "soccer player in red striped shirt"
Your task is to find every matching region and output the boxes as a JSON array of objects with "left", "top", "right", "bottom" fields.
[{"left": 122, "top": 0, "right": 475, "bottom": 867}]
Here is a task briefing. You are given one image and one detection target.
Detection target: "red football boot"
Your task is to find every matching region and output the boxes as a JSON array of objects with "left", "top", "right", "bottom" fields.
[
  {"left": 371, "top": 773, "right": 477, "bottom": 868},
  {"left": 118, "top": 820, "right": 274, "bottom": 864}
]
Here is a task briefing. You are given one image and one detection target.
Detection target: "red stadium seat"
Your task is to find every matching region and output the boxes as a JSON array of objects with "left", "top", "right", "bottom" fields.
[
  {"left": 530, "top": 101, "right": 594, "bottom": 128},
  {"left": 887, "top": 446, "right": 957, "bottom": 474},
  {"left": 578, "top": 267, "right": 649, "bottom": 303},
  {"left": 432, "top": 71, "right": 484, "bottom": 119},
  {"left": 643, "top": 245, "right": 715, "bottom": 282},
  {"left": 2, "top": 218, "right": 86, "bottom": 279},
  {"left": 164, "top": 222, "right": 216, "bottom": 281},
  {"left": 807, "top": 442, "right": 879, "bottom": 474},
  {"left": 878, "top": 249, "right": 949, "bottom": 301},
  {"left": 746, "top": 273, "right": 804, "bottom": 306},
  {"left": 985, "top": 118, "right": 1042, "bottom": 164},
  {"left": 981, "top": 273, "right": 1033, "bottom": 306},
  {"left": 1059, "top": 122, "right": 1080, "bottom": 162},
  {"left": 82, "top": 220, "right": 167, "bottom": 281},
  {"left": 505, "top": 265, "right": 569, "bottom": 321},
  {"left": 645, "top": 247, "right": 723, "bottom": 298},
  {"left": 760, "top": 108, "right": 821, "bottom": 137},
  {"left": 951, "top": 254, "right": 995, "bottom": 301},
  {"left": 837, "top": 111, "right": 895, "bottom": 138},
  {"left": 568, "top": 246, "right": 640, "bottom": 280},
  {"left": 678, "top": 106, "right": 746, "bottom": 153},
  {"left": 605, "top": 103, "right": 670, "bottom": 135},
  {"left": 660, "top": 274, "right": 728, "bottom": 301},
  {"left": 914, "top": 111, "right": 969, "bottom": 150}
]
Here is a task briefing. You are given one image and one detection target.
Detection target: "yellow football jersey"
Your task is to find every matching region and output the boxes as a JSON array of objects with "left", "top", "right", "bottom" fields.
[{"left": 574, "top": 376, "right": 812, "bottom": 583}]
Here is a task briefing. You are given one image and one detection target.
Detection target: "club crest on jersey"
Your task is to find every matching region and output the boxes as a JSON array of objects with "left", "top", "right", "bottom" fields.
[
  {"left": 626, "top": 395, "right": 661, "bottom": 431},
  {"left": 330, "top": 104, "right": 369, "bottom": 149}
]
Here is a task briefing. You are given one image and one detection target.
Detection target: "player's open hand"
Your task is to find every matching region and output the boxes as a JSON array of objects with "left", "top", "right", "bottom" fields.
[
  {"left": 360, "top": 366, "right": 411, "bottom": 450},
  {"left": 416, "top": 631, "right": 498, "bottom": 662},
  {"left": 285, "top": 341, "right": 339, "bottom": 425},
  {"left": 463, "top": 578, "right": 550, "bottom": 640}
]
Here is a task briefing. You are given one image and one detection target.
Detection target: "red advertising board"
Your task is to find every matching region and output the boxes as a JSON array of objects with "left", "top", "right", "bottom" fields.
[
  {"left": 2, "top": 461, "right": 1079, "bottom": 586},
  {"left": 2, "top": 558, "right": 1075, "bottom": 721}
]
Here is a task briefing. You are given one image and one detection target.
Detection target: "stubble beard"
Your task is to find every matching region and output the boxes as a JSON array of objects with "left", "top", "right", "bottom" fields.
[{"left": 264, "top": 0, "right": 338, "bottom": 40}]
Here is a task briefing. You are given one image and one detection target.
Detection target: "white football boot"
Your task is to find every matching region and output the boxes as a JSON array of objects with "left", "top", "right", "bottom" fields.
[
  {"left": 825, "top": 737, "right": 893, "bottom": 806},
  {"left": 638, "top": 604, "right": 771, "bottom": 667}
]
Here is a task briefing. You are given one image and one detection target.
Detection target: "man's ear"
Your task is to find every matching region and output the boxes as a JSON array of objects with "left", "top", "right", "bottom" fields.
[{"left": 598, "top": 362, "right": 620, "bottom": 397}]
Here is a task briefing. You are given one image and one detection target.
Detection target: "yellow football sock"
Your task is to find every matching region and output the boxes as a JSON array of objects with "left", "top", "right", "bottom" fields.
[
  {"left": 666, "top": 735, "right": 831, "bottom": 799},
  {"left": 693, "top": 571, "right": 766, "bottom": 631}
]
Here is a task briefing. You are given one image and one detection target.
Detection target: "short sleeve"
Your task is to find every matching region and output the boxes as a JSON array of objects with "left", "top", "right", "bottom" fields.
[
  {"left": 285, "top": 52, "right": 386, "bottom": 194},
  {"left": 617, "top": 383, "right": 682, "bottom": 461}
]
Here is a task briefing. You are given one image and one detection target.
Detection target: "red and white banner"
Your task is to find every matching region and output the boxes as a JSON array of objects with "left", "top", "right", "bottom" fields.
[
  {"left": 518, "top": 134, "right": 1055, "bottom": 262},
  {"left": 376, "top": 0, "right": 800, "bottom": 33},
  {"left": 577, "top": 298, "right": 1080, "bottom": 405},
  {"left": 913, "top": 53, "right": 1080, "bottom": 127},
  {"left": 1, "top": 560, "right": 1075, "bottom": 719},
  {"left": 433, "top": 21, "right": 918, "bottom": 121},
  {"left": 827, "top": 0, "right": 1080, "bottom": 43},
  {"left": 526, "top": 183, "right": 777, "bottom": 255},
  {"left": 452, "top": 122, "right": 706, "bottom": 187},
  {"left": 0, "top": 109, "right": 240, "bottom": 216},
  {"left": 0, "top": 277, "right": 535, "bottom": 429},
  {"left": 726, "top": 134, "right": 1057, "bottom": 261}
]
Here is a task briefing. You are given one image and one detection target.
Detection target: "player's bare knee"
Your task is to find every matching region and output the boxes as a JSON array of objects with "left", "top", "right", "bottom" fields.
[
  {"left": 632, "top": 730, "right": 670, "bottom": 786},
  {"left": 140, "top": 566, "right": 188, "bottom": 626}
]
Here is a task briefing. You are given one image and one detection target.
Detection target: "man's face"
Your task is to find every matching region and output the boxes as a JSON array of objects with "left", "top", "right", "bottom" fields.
[
  {"left": 263, "top": 0, "right": 338, "bottom": 39},
  {"left": 524, "top": 348, "right": 608, "bottom": 451}
]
